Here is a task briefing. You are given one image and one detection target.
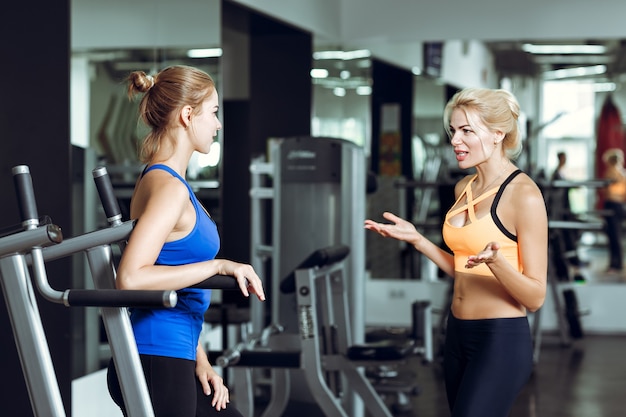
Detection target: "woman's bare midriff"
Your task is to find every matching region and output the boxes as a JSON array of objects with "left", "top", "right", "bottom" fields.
[{"left": 451, "top": 271, "right": 526, "bottom": 319}]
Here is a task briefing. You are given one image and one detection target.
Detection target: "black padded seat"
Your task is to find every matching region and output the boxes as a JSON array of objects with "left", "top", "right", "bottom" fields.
[{"left": 280, "top": 245, "right": 350, "bottom": 294}]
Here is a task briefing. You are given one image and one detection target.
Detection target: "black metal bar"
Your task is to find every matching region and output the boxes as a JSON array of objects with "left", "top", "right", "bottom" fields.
[{"left": 65, "top": 289, "right": 177, "bottom": 308}]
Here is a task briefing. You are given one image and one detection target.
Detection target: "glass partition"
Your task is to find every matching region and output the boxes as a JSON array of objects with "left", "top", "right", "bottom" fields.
[
  {"left": 73, "top": 48, "right": 222, "bottom": 181},
  {"left": 311, "top": 47, "right": 372, "bottom": 156}
]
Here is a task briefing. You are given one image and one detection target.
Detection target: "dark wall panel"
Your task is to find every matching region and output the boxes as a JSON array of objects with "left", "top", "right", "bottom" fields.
[
  {"left": 0, "top": 1, "right": 73, "bottom": 415},
  {"left": 371, "top": 59, "right": 414, "bottom": 178},
  {"left": 221, "top": 2, "right": 312, "bottom": 275}
]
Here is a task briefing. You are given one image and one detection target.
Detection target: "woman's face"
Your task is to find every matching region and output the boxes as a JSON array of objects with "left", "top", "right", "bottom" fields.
[
  {"left": 190, "top": 92, "right": 222, "bottom": 154},
  {"left": 448, "top": 108, "right": 497, "bottom": 169}
]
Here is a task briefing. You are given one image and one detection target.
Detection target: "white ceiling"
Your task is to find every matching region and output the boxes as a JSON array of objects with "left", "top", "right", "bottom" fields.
[
  {"left": 338, "top": 0, "right": 626, "bottom": 44},
  {"left": 232, "top": 0, "right": 626, "bottom": 77}
]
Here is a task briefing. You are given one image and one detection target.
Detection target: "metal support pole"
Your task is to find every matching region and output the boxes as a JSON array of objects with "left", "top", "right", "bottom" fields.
[
  {"left": 0, "top": 254, "right": 66, "bottom": 417},
  {"left": 86, "top": 245, "right": 155, "bottom": 417}
]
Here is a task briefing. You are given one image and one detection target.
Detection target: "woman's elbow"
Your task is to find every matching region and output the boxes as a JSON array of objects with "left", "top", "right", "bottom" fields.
[
  {"left": 115, "top": 272, "right": 137, "bottom": 290},
  {"left": 525, "top": 293, "right": 546, "bottom": 313}
]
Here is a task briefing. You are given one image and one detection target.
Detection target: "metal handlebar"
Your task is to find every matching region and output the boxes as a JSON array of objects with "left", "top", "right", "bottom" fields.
[
  {"left": 10, "top": 166, "right": 248, "bottom": 307},
  {"left": 10, "top": 165, "right": 177, "bottom": 308},
  {"left": 192, "top": 275, "right": 247, "bottom": 290}
]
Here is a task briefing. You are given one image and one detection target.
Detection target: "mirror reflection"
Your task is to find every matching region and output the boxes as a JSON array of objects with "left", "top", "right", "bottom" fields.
[
  {"left": 73, "top": 48, "right": 222, "bottom": 182},
  {"left": 311, "top": 38, "right": 626, "bottom": 285}
]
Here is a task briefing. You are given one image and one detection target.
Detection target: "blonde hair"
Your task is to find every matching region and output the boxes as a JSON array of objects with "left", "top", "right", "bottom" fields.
[
  {"left": 443, "top": 88, "right": 523, "bottom": 160},
  {"left": 602, "top": 148, "right": 624, "bottom": 166},
  {"left": 127, "top": 65, "right": 216, "bottom": 163}
]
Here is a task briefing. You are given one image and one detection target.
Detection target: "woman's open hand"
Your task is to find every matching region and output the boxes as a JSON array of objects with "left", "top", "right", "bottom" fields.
[
  {"left": 465, "top": 242, "right": 500, "bottom": 268},
  {"left": 364, "top": 212, "right": 421, "bottom": 245}
]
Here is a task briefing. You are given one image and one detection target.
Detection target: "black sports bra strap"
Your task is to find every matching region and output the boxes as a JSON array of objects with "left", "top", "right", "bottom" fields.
[
  {"left": 493, "top": 169, "right": 523, "bottom": 204},
  {"left": 490, "top": 169, "right": 523, "bottom": 242}
]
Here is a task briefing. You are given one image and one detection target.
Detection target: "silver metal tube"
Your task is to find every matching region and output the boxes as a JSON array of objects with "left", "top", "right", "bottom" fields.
[
  {"left": 35, "top": 221, "right": 133, "bottom": 263},
  {"left": 0, "top": 254, "right": 66, "bottom": 417},
  {"left": 0, "top": 225, "right": 62, "bottom": 256},
  {"left": 86, "top": 245, "right": 155, "bottom": 417},
  {"left": 30, "top": 247, "right": 65, "bottom": 303}
]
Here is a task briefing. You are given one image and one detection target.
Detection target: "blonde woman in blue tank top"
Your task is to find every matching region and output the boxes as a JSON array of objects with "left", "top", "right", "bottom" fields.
[
  {"left": 106, "top": 65, "right": 266, "bottom": 417},
  {"left": 365, "top": 88, "right": 548, "bottom": 417}
]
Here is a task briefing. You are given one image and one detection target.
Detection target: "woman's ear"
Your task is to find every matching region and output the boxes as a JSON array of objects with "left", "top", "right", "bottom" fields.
[
  {"left": 179, "top": 105, "right": 193, "bottom": 128},
  {"left": 494, "top": 130, "right": 505, "bottom": 144}
]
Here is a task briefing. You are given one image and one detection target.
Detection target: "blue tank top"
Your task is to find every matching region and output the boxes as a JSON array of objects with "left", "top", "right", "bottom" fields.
[{"left": 130, "top": 164, "right": 220, "bottom": 360}]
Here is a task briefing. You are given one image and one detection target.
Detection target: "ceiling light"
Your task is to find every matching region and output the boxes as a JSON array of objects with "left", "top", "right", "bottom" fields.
[
  {"left": 533, "top": 55, "right": 614, "bottom": 65},
  {"left": 356, "top": 86, "right": 372, "bottom": 95},
  {"left": 187, "top": 48, "right": 223, "bottom": 58},
  {"left": 522, "top": 44, "right": 607, "bottom": 54},
  {"left": 593, "top": 82, "right": 617, "bottom": 92},
  {"left": 333, "top": 87, "right": 346, "bottom": 97},
  {"left": 543, "top": 64, "right": 607, "bottom": 80},
  {"left": 310, "top": 69, "right": 329, "bottom": 78},
  {"left": 313, "top": 49, "right": 371, "bottom": 60}
]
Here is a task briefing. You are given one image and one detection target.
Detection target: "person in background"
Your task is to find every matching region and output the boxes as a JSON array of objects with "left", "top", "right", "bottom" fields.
[
  {"left": 601, "top": 148, "right": 626, "bottom": 274},
  {"left": 549, "top": 151, "right": 588, "bottom": 277},
  {"left": 106, "top": 65, "right": 266, "bottom": 417},
  {"left": 365, "top": 88, "right": 547, "bottom": 417}
]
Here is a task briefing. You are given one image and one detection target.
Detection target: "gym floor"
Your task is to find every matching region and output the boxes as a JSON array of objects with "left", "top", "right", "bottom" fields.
[
  {"left": 407, "top": 334, "right": 626, "bottom": 417},
  {"left": 250, "top": 333, "right": 626, "bottom": 417}
]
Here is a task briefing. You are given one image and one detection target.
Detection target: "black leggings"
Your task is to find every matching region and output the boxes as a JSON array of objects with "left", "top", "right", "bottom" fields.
[
  {"left": 604, "top": 200, "right": 624, "bottom": 270},
  {"left": 444, "top": 313, "right": 533, "bottom": 417},
  {"left": 107, "top": 355, "right": 243, "bottom": 417}
]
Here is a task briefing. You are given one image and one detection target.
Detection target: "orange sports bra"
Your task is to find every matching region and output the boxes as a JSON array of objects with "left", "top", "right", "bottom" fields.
[{"left": 442, "top": 170, "right": 523, "bottom": 276}]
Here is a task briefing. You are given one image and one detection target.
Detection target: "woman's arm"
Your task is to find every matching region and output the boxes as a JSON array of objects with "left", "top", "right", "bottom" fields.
[
  {"left": 116, "top": 173, "right": 265, "bottom": 300},
  {"left": 364, "top": 212, "right": 455, "bottom": 277}
]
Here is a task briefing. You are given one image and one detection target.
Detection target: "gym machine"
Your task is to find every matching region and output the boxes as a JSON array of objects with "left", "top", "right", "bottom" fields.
[
  {"left": 1, "top": 165, "right": 242, "bottom": 417},
  {"left": 214, "top": 245, "right": 432, "bottom": 417},
  {"left": 249, "top": 136, "right": 367, "bottom": 414},
  {"left": 246, "top": 136, "right": 435, "bottom": 415}
]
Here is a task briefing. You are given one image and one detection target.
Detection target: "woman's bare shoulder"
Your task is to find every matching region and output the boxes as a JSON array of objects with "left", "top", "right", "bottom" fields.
[
  {"left": 508, "top": 171, "right": 546, "bottom": 209},
  {"left": 131, "top": 171, "right": 189, "bottom": 217}
]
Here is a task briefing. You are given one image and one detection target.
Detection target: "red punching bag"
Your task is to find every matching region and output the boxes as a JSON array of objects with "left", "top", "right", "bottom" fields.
[
  {"left": 596, "top": 95, "right": 625, "bottom": 207},
  {"left": 596, "top": 95, "right": 625, "bottom": 177}
]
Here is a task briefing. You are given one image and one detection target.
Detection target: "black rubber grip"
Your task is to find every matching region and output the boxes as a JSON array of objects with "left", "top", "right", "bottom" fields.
[
  {"left": 192, "top": 275, "right": 243, "bottom": 290},
  {"left": 280, "top": 245, "right": 350, "bottom": 294},
  {"left": 12, "top": 166, "right": 39, "bottom": 223},
  {"left": 208, "top": 350, "right": 301, "bottom": 368},
  {"left": 66, "top": 289, "right": 177, "bottom": 308},
  {"left": 92, "top": 166, "right": 121, "bottom": 219}
]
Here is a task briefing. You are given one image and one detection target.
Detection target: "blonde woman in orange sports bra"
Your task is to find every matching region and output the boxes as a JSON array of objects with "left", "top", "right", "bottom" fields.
[
  {"left": 365, "top": 88, "right": 548, "bottom": 417},
  {"left": 601, "top": 148, "right": 626, "bottom": 273}
]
